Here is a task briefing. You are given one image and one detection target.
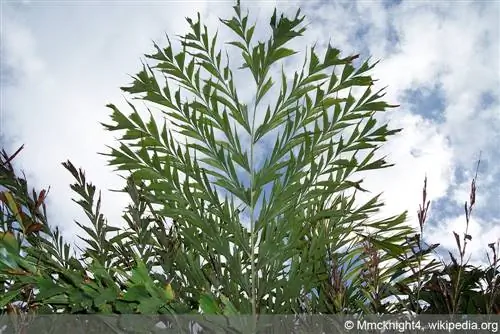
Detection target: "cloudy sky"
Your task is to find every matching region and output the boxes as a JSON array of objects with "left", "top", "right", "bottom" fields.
[{"left": 1, "top": 0, "right": 499, "bottom": 267}]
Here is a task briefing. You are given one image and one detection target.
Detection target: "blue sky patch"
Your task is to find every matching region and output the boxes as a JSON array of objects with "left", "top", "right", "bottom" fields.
[
  {"left": 382, "top": 0, "right": 403, "bottom": 10},
  {"left": 479, "top": 91, "right": 496, "bottom": 109},
  {"left": 401, "top": 85, "right": 446, "bottom": 122}
]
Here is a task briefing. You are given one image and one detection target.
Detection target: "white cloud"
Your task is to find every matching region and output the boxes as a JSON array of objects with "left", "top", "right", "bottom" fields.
[
  {"left": 425, "top": 215, "right": 500, "bottom": 267},
  {"left": 359, "top": 112, "right": 455, "bottom": 225}
]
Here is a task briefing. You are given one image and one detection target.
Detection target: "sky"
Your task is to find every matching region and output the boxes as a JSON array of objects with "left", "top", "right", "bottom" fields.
[{"left": 1, "top": 0, "right": 499, "bottom": 268}]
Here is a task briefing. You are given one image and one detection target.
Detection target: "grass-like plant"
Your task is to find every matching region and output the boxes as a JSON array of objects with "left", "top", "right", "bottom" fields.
[
  {"left": 387, "top": 154, "right": 500, "bottom": 315},
  {"left": 409, "top": 157, "right": 500, "bottom": 314}
]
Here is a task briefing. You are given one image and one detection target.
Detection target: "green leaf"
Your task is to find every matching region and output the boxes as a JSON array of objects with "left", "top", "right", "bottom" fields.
[
  {"left": 164, "top": 283, "right": 175, "bottom": 300},
  {"left": 43, "top": 294, "right": 70, "bottom": 304},
  {"left": 174, "top": 52, "right": 185, "bottom": 69},
  {"left": 246, "top": 25, "right": 255, "bottom": 43},
  {"left": 122, "top": 285, "right": 150, "bottom": 302},
  {"left": 227, "top": 41, "right": 246, "bottom": 52},
  {"left": 114, "top": 300, "right": 136, "bottom": 314},
  {"left": 35, "top": 278, "right": 68, "bottom": 301},
  {"left": 3, "top": 191, "right": 23, "bottom": 228},
  {"left": 309, "top": 47, "right": 320, "bottom": 73},
  {"left": 221, "top": 18, "right": 244, "bottom": 40},
  {"left": 343, "top": 142, "right": 376, "bottom": 152},
  {"left": 137, "top": 296, "right": 163, "bottom": 314},
  {"left": 93, "top": 288, "right": 119, "bottom": 307},
  {"left": 256, "top": 77, "right": 273, "bottom": 105},
  {"left": 220, "top": 294, "right": 239, "bottom": 315},
  {"left": 0, "top": 231, "right": 19, "bottom": 255},
  {"left": 270, "top": 48, "right": 296, "bottom": 63},
  {"left": 0, "top": 290, "right": 20, "bottom": 308},
  {"left": 199, "top": 293, "right": 221, "bottom": 314},
  {"left": 323, "top": 44, "right": 341, "bottom": 67},
  {"left": 366, "top": 237, "right": 407, "bottom": 257}
]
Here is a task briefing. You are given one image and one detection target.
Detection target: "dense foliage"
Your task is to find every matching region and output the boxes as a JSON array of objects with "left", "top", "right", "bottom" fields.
[{"left": 0, "top": 2, "right": 498, "bottom": 332}]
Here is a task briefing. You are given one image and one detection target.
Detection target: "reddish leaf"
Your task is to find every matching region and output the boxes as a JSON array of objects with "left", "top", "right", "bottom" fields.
[
  {"left": 35, "top": 189, "right": 47, "bottom": 209},
  {"left": 1, "top": 144, "right": 24, "bottom": 166},
  {"left": 5, "top": 269, "right": 29, "bottom": 276},
  {"left": 453, "top": 231, "right": 461, "bottom": 250},
  {"left": 26, "top": 223, "right": 44, "bottom": 235}
]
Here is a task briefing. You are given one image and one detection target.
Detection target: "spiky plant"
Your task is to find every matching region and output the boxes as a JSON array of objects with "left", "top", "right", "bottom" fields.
[{"left": 100, "top": 2, "right": 433, "bottom": 317}]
